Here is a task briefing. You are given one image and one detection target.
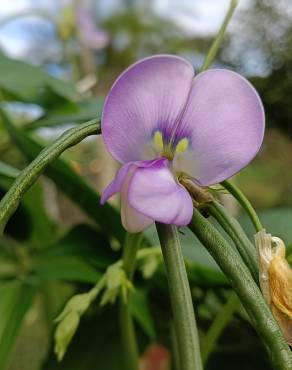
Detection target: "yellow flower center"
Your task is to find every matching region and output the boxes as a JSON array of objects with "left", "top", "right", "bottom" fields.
[{"left": 153, "top": 130, "right": 189, "bottom": 159}]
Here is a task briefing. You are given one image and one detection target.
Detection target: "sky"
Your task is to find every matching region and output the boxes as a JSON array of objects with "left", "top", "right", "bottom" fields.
[{"left": 0, "top": 0, "right": 250, "bottom": 58}]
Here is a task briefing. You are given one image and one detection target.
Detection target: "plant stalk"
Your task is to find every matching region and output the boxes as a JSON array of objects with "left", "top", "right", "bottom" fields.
[
  {"left": 119, "top": 232, "right": 142, "bottom": 370},
  {"left": 156, "top": 223, "right": 203, "bottom": 370},
  {"left": 201, "top": 292, "right": 239, "bottom": 364},
  {"left": 200, "top": 0, "right": 238, "bottom": 71},
  {"left": 221, "top": 180, "right": 263, "bottom": 232},
  {"left": 207, "top": 201, "right": 259, "bottom": 282}
]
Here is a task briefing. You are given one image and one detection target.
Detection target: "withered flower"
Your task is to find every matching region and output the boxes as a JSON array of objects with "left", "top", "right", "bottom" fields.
[{"left": 255, "top": 230, "right": 292, "bottom": 345}]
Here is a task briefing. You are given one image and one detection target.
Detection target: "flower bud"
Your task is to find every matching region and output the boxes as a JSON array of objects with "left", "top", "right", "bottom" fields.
[
  {"left": 54, "top": 312, "right": 80, "bottom": 361},
  {"left": 55, "top": 293, "right": 92, "bottom": 323}
]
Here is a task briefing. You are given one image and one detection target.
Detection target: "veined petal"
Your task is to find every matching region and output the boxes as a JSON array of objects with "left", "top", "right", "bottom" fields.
[
  {"left": 101, "top": 159, "right": 163, "bottom": 232},
  {"left": 100, "top": 162, "right": 133, "bottom": 204},
  {"left": 175, "top": 69, "right": 265, "bottom": 185},
  {"left": 128, "top": 159, "right": 193, "bottom": 226},
  {"left": 120, "top": 166, "right": 153, "bottom": 233},
  {"left": 100, "top": 159, "right": 162, "bottom": 204},
  {"left": 102, "top": 55, "right": 194, "bottom": 163}
]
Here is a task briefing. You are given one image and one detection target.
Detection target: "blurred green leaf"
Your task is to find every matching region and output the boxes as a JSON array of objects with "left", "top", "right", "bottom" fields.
[
  {"left": 0, "top": 161, "right": 20, "bottom": 190},
  {"left": 186, "top": 261, "right": 228, "bottom": 287},
  {"left": 131, "top": 289, "right": 156, "bottom": 340},
  {"left": 0, "top": 281, "right": 22, "bottom": 337},
  {"left": 0, "top": 53, "right": 77, "bottom": 104},
  {"left": 0, "top": 161, "right": 19, "bottom": 179},
  {"left": 22, "top": 183, "right": 56, "bottom": 245},
  {"left": 145, "top": 225, "right": 221, "bottom": 270},
  {"left": 35, "top": 256, "right": 101, "bottom": 283},
  {"left": 0, "top": 281, "right": 37, "bottom": 370},
  {"left": 239, "top": 208, "right": 292, "bottom": 245},
  {"left": 28, "top": 97, "right": 103, "bottom": 129},
  {"left": 0, "top": 187, "right": 32, "bottom": 241},
  {"left": 0, "top": 111, "right": 124, "bottom": 243},
  {"left": 41, "top": 224, "right": 118, "bottom": 269},
  {"left": 0, "top": 167, "right": 54, "bottom": 243},
  {"left": 44, "top": 306, "right": 124, "bottom": 370}
]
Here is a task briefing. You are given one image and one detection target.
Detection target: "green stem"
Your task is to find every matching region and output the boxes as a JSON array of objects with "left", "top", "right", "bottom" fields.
[
  {"left": 189, "top": 210, "right": 292, "bottom": 370},
  {"left": 221, "top": 180, "right": 263, "bottom": 232},
  {"left": 207, "top": 201, "right": 259, "bottom": 282},
  {"left": 171, "top": 323, "right": 181, "bottom": 370},
  {"left": 200, "top": 0, "right": 238, "bottom": 71},
  {"left": 156, "top": 223, "right": 203, "bottom": 370},
  {"left": 201, "top": 292, "right": 239, "bottom": 364},
  {"left": 119, "top": 232, "right": 142, "bottom": 370}
]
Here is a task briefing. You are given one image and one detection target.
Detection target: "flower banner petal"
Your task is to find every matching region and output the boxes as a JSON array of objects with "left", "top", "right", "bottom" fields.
[
  {"left": 102, "top": 55, "right": 194, "bottom": 163},
  {"left": 128, "top": 159, "right": 193, "bottom": 226},
  {"left": 176, "top": 69, "right": 265, "bottom": 185}
]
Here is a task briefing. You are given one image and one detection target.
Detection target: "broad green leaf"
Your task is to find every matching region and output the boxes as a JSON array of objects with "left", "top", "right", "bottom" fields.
[
  {"left": 21, "top": 183, "right": 56, "bottom": 245},
  {"left": 41, "top": 224, "right": 118, "bottom": 269},
  {"left": 0, "top": 53, "right": 77, "bottom": 103},
  {"left": 131, "top": 288, "right": 156, "bottom": 340},
  {"left": 0, "top": 281, "right": 22, "bottom": 337},
  {"left": 28, "top": 97, "right": 103, "bottom": 129},
  {"left": 186, "top": 261, "right": 228, "bottom": 287},
  {"left": 0, "top": 169, "right": 54, "bottom": 243},
  {"left": 43, "top": 306, "right": 124, "bottom": 370},
  {"left": 0, "top": 161, "right": 19, "bottom": 179},
  {"left": 0, "top": 187, "right": 32, "bottom": 241},
  {"left": 145, "top": 224, "right": 221, "bottom": 270},
  {"left": 239, "top": 208, "right": 292, "bottom": 245},
  {"left": 0, "top": 111, "right": 124, "bottom": 243},
  {"left": 0, "top": 161, "right": 19, "bottom": 189},
  {"left": 0, "top": 282, "right": 37, "bottom": 370},
  {"left": 34, "top": 256, "right": 101, "bottom": 283}
]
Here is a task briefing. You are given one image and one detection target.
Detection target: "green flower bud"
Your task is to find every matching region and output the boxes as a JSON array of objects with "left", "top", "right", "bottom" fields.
[{"left": 54, "top": 312, "right": 80, "bottom": 361}]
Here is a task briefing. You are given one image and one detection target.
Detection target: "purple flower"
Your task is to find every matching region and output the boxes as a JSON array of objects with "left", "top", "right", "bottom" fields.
[
  {"left": 76, "top": 4, "right": 109, "bottom": 50},
  {"left": 101, "top": 55, "right": 265, "bottom": 233}
]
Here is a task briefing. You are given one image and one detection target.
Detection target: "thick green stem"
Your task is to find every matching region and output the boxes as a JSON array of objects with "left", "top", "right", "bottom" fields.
[
  {"left": 156, "top": 223, "right": 203, "bottom": 370},
  {"left": 200, "top": 0, "right": 238, "bottom": 71},
  {"left": 119, "top": 232, "right": 142, "bottom": 370},
  {"left": 201, "top": 292, "right": 239, "bottom": 364},
  {"left": 221, "top": 180, "right": 263, "bottom": 232},
  {"left": 207, "top": 201, "right": 259, "bottom": 282},
  {"left": 189, "top": 210, "right": 292, "bottom": 370},
  {"left": 171, "top": 323, "right": 181, "bottom": 370}
]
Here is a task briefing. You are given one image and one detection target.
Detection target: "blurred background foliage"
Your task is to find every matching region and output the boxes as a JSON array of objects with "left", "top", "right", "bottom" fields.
[{"left": 0, "top": 0, "right": 291, "bottom": 369}]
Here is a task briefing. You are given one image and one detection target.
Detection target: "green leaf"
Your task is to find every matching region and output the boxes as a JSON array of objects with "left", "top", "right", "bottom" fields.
[
  {"left": 0, "top": 110, "right": 124, "bottom": 243},
  {"left": 145, "top": 224, "right": 221, "bottom": 270},
  {"left": 0, "top": 161, "right": 19, "bottom": 189},
  {"left": 0, "top": 167, "right": 54, "bottom": 243},
  {"left": 0, "top": 161, "right": 19, "bottom": 179},
  {"left": 186, "top": 261, "right": 228, "bottom": 287},
  {"left": 28, "top": 97, "right": 103, "bottom": 129},
  {"left": 35, "top": 256, "right": 102, "bottom": 283},
  {"left": 41, "top": 224, "right": 118, "bottom": 269},
  {"left": 0, "top": 282, "right": 37, "bottom": 370},
  {"left": 131, "top": 289, "right": 156, "bottom": 340},
  {"left": 0, "top": 281, "right": 22, "bottom": 337},
  {"left": 239, "top": 207, "right": 292, "bottom": 245},
  {"left": 145, "top": 225, "right": 227, "bottom": 286},
  {"left": 21, "top": 182, "right": 56, "bottom": 245},
  {"left": 0, "top": 53, "right": 77, "bottom": 103},
  {"left": 44, "top": 306, "right": 124, "bottom": 370}
]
